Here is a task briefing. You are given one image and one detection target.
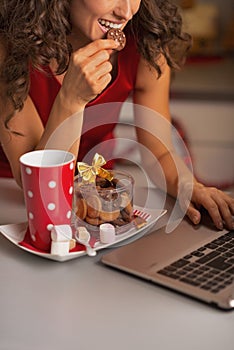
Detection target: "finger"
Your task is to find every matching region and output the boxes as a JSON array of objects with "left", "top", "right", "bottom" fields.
[
  {"left": 211, "top": 192, "right": 234, "bottom": 230},
  {"left": 96, "top": 73, "right": 112, "bottom": 90},
  {"left": 221, "top": 192, "right": 234, "bottom": 215},
  {"left": 80, "top": 59, "right": 112, "bottom": 95},
  {"left": 72, "top": 48, "right": 110, "bottom": 72},
  {"left": 76, "top": 49, "right": 113, "bottom": 82},
  {"left": 85, "top": 70, "right": 112, "bottom": 97},
  {"left": 186, "top": 203, "right": 201, "bottom": 225},
  {"left": 201, "top": 196, "right": 223, "bottom": 230},
  {"left": 92, "top": 61, "right": 113, "bottom": 81},
  {"left": 199, "top": 187, "right": 229, "bottom": 229},
  {"left": 87, "top": 57, "right": 112, "bottom": 79},
  {"left": 219, "top": 203, "right": 234, "bottom": 230},
  {"left": 77, "top": 39, "right": 119, "bottom": 57}
]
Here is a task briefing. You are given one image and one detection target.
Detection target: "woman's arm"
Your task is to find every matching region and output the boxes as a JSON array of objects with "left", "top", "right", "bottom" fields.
[
  {"left": 133, "top": 56, "right": 234, "bottom": 230},
  {"left": 0, "top": 39, "right": 119, "bottom": 186},
  {"left": 0, "top": 89, "right": 84, "bottom": 187},
  {"left": 133, "top": 56, "right": 189, "bottom": 196}
]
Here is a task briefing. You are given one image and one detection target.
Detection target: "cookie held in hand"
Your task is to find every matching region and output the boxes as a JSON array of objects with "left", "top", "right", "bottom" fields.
[{"left": 107, "top": 28, "right": 126, "bottom": 51}]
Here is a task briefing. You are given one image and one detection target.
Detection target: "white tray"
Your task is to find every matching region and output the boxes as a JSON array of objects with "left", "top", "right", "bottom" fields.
[{"left": 0, "top": 206, "right": 167, "bottom": 262}]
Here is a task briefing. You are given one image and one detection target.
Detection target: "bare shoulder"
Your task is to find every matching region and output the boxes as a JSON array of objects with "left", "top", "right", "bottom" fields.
[
  {"left": 135, "top": 55, "right": 171, "bottom": 92},
  {"left": 133, "top": 55, "right": 171, "bottom": 120},
  {"left": 0, "top": 94, "right": 44, "bottom": 183},
  {"left": 1, "top": 95, "right": 43, "bottom": 136}
]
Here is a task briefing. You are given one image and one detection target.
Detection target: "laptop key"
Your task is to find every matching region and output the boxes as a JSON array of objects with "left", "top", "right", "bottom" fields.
[
  {"left": 222, "top": 252, "right": 233, "bottom": 258},
  {"left": 198, "top": 247, "right": 206, "bottom": 252},
  {"left": 196, "top": 277, "right": 207, "bottom": 283},
  {"left": 217, "top": 247, "right": 229, "bottom": 253},
  {"left": 213, "top": 239, "right": 225, "bottom": 246},
  {"left": 180, "top": 278, "right": 201, "bottom": 286},
  {"left": 192, "top": 251, "right": 205, "bottom": 257},
  {"left": 157, "top": 270, "right": 180, "bottom": 279},
  {"left": 164, "top": 266, "right": 177, "bottom": 272},
  {"left": 171, "top": 259, "right": 189, "bottom": 268},
  {"left": 223, "top": 243, "right": 234, "bottom": 249},
  {"left": 196, "top": 251, "right": 219, "bottom": 264},
  {"left": 183, "top": 266, "right": 194, "bottom": 272},
  {"left": 205, "top": 243, "right": 218, "bottom": 250},
  {"left": 184, "top": 254, "right": 193, "bottom": 260},
  {"left": 227, "top": 266, "right": 234, "bottom": 274},
  {"left": 206, "top": 256, "right": 231, "bottom": 271}
]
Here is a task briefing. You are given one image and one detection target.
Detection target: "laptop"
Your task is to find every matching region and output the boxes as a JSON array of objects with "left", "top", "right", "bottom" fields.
[{"left": 101, "top": 216, "right": 234, "bottom": 310}]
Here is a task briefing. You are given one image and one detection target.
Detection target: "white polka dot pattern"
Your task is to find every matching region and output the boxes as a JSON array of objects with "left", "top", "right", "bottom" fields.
[
  {"left": 29, "top": 212, "right": 34, "bottom": 220},
  {"left": 27, "top": 190, "right": 33, "bottom": 198},
  {"left": 48, "top": 181, "right": 56, "bottom": 188},
  {"left": 26, "top": 167, "right": 32, "bottom": 175},
  {"left": 48, "top": 203, "right": 56, "bottom": 211},
  {"left": 20, "top": 153, "right": 75, "bottom": 251}
]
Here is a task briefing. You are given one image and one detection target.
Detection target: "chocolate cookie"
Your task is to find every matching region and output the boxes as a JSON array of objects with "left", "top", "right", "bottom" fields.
[
  {"left": 100, "top": 209, "right": 120, "bottom": 222},
  {"left": 76, "top": 198, "right": 87, "bottom": 220},
  {"left": 85, "top": 216, "right": 104, "bottom": 226},
  {"left": 107, "top": 28, "right": 126, "bottom": 51},
  {"left": 86, "top": 194, "right": 102, "bottom": 218}
]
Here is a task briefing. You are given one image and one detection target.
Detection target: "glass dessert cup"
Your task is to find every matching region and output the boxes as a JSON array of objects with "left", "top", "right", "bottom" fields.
[{"left": 73, "top": 170, "right": 134, "bottom": 235}]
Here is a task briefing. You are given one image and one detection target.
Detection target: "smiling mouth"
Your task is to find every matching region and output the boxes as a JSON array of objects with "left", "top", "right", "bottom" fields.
[{"left": 98, "top": 19, "right": 123, "bottom": 31}]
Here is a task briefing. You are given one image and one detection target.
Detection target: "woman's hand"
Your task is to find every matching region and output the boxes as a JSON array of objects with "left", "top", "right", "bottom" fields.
[
  {"left": 180, "top": 182, "right": 234, "bottom": 230},
  {"left": 59, "top": 39, "right": 119, "bottom": 111}
]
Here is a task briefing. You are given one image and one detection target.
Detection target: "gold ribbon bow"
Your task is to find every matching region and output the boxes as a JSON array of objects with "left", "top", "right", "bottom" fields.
[{"left": 77, "top": 153, "right": 113, "bottom": 183}]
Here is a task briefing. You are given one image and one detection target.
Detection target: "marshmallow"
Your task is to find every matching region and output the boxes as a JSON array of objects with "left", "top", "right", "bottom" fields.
[
  {"left": 51, "top": 225, "right": 72, "bottom": 242},
  {"left": 99, "top": 223, "right": 116, "bottom": 244},
  {"left": 50, "top": 240, "right": 70, "bottom": 256}
]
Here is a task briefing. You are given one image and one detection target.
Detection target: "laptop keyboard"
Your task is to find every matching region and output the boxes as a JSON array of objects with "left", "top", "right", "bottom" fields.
[{"left": 158, "top": 231, "right": 234, "bottom": 294}]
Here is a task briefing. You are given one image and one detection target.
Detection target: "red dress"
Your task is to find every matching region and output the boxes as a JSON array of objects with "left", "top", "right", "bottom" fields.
[{"left": 0, "top": 34, "right": 140, "bottom": 177}]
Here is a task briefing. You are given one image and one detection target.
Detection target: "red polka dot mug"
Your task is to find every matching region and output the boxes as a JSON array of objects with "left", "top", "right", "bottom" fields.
[{"left": 20, "top": 150, "right": 75, "bottom": 251}]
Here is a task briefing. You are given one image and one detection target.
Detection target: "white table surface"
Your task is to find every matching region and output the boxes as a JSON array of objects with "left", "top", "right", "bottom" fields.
[{"left": 0, "top": 177, "right": 233, "bottom": 350}]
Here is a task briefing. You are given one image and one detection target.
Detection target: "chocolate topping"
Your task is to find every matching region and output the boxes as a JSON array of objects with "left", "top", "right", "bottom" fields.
[{"left": 107, "top": 28, "right": 126, "bottom": 51}]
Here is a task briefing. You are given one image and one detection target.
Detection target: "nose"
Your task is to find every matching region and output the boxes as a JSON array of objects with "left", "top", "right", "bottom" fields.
[{"left": 113, "top": 0, "right": 134, "bottom": 21}]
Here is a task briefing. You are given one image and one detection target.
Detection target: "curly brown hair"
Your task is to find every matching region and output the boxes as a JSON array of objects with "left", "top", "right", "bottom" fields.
[
  {"left": 0, "top": 0, "right": 72, "bottom": 113},
  {"left": 130, "top": 0, "right": 191, "bottom": 75},
  {"left": 0, "top": 0, "right": 191, "bottom": 114}
]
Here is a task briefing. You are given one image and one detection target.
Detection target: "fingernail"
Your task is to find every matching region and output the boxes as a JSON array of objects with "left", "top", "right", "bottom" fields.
[
  {"left": 193, "top": 215, "right": 200, "bottom": 225},
  {"left": 217, "top": 221, "right": 223, "bottom": 230}
]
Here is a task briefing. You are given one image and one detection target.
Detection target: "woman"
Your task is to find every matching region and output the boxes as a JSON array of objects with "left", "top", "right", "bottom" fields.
[{"left": 0, "top": 0, "right": 233, "bottom": 230}]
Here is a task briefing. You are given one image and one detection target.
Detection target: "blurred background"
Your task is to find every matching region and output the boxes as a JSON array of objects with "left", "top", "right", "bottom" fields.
[{"left": 114, "top": 0, "right": 234, "bottom": 190}]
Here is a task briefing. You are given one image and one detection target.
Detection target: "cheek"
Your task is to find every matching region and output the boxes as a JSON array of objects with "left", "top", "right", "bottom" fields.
[
  {"left": 132, "top": 0, "right": 141, "bottom": 14},
  {"left": 70, "top": 0, "right": 79, "bottom": 12},
  {"left": 77, "top": 0, "right": 108, "bottom": 15}
]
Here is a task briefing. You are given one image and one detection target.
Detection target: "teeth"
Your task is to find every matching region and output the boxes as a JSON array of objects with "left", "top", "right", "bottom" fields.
[{"left": 99, "top": 19, "right": 122, "bottom": 29}]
